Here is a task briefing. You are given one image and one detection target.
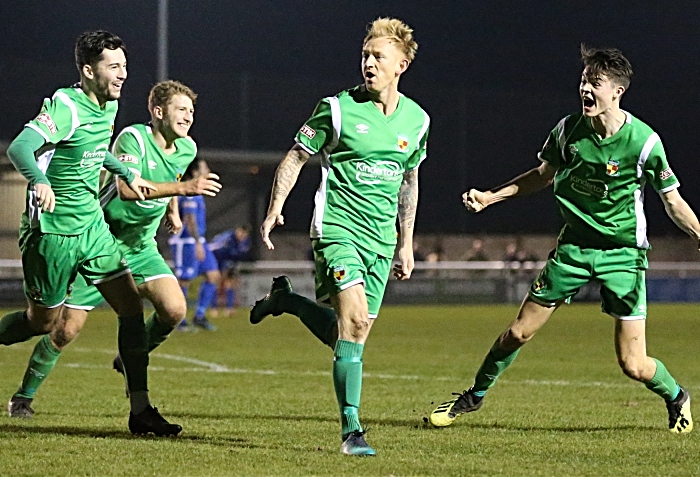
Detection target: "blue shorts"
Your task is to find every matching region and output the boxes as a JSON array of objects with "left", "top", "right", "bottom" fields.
[{"left": 170, "top": 240, "right": 219, "bottom": 280}]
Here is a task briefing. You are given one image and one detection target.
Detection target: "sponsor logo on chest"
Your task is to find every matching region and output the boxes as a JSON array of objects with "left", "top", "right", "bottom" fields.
[
  {"left": 356, "top": 161, "right": 402, "bottom": 185},
  {"left": 355, "top": 123, "right": 369, "bottom": 134},
  {"left": 80, "top": 144, "right": 109, "bottom": 168}
]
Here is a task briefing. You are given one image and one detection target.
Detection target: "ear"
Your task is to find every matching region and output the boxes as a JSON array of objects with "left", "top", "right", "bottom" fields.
[
  {"left": 153, "top": 105, "right": 164, "bottom": 120},
  {"left": 613, "top": 85, "right": 626, "bottom": 101},
  {"left": 397, "top": 58, "right": 410, "bottom": 76},
  {"left": 82, "top": 64, "right": 94, "bottom": 80}
]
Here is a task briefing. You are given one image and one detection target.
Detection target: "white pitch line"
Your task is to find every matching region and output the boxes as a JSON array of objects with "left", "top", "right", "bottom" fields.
[{"left": 8, "top": 345, "right": 641, "bottom": 389}]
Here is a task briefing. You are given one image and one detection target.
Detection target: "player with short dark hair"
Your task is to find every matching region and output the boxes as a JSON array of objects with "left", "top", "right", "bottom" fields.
[
  {"left": 0, "top": 30, "right": 185, "bottom": 434},
  {"left": 429, "top": 45, "right": 699, "bottom": 435},
  {"left": 7, "top": 81, "right": 221, "bottom": 433}
]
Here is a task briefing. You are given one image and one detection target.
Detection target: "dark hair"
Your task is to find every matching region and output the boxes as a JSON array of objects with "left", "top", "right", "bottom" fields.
[
  {"left": 580, "top": 44, "right": 633, "bottom": 89},
  {"left": 182, "top": 157, "right": 203, "bottom": 181},
  {"left": 74, "top": 30, "right": 127, "bottom": 72}
]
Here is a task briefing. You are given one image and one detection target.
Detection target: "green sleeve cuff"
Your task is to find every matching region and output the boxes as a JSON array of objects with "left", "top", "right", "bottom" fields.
[{"left": 103, "top": 151, "right": 135, "bottom": 184}]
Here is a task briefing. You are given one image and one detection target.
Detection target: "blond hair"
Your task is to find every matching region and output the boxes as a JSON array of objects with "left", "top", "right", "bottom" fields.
[
  {"left": 148, "top": 80, "right": 197, "bottom": 111},
  {"left": 363, "top": 17, "right": 417, "bottom": 61}
]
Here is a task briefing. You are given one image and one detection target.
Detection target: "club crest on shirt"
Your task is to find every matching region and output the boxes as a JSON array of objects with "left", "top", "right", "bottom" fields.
[
  {"left": 606, "top": 159, "right": 620, "bottom": 177},
  {"left": 36, "top": 113, "right": 57, "bottom": 134},
  {"left": 659, "top": 167, "right": 675, "bottom": 181},
  {"left": 396, "top": 134, "right": 410, "bottom": 153},
  {"left": 333, "top": 266, "right": 346, "bottom": 282},
  {"left": 532, "top": 279, "right": 545, "bottom": 292},
  {"left": 300, "top": 124, "right": 316, "bottom": 139}
]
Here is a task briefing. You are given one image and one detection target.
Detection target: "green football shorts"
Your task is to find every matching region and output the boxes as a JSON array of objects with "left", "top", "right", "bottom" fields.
[
  {"left": 20, "top": 217, "right": 129, "bottom": 308},
  {"left": 529, "top": 243, "right": 648, "bottom": 320},
  {"left": 66, "top": 243, "right": 175, "bottom": 310},
  {"left": 312, "top": 239, "right": 392, "bottom": 319}
]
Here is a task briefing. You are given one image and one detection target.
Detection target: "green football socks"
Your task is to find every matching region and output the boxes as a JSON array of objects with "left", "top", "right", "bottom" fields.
[
  {"left": 333, "top": 339, "right": 364, "bottom": 437},
  {"left": 645, "top": 358, "right": 680, "bottom": 401},
  {"left": 15, "top": 334, "right": 61, "bottom": 399},
  {"left": 145, "top": 312, "right": 175, "bottom": 352},
  {"left": 472, "top": 340, "right": 521, "bottom": 396},
  {"left": 0, "top": 311, "right": 36, "bottom": 346},
  {"left": 278, "top": 293, "right": 337, "bottom": 348}
]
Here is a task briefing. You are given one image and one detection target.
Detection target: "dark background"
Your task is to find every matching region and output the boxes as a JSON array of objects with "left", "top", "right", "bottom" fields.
[{"left": 2, "top": 1, "right": 699, "bottom": 237}]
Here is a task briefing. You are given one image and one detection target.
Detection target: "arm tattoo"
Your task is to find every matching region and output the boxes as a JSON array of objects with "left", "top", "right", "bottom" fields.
[
  {"left": 398, "top": 168, "right": 419, "bottom": 233},
  {"left": 270, "top": 148, "right": 307, "bottom": 203}
]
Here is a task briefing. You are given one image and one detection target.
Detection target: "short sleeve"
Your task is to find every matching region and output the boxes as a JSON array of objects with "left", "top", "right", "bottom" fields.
[
  {"left": 294, "top": 99, "right": 335, "bottom": 155},
  {"left": 25, "top": 96, "right": 75, "bottom": 144},
  {"left": 112, "top": 128, "right": 145, "bottom": 177},
  {"left": 407, "top": 117, "right": 430, "bottom": 171},
  {"left": 537, "top": 119, "right": 565, "bottom": 168},
  {"left": 642, "top": 136, "right": 679, "bottom": 193}
]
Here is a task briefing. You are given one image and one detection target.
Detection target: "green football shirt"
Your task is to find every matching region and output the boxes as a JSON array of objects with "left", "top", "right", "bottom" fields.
[
  {"left": 538, "top": 111, "right": 679, "bottom": 249},
  {"left": 296, "top": 86, "right": 430, "bottom": 257},
  {"left": 99, "top": 124, "right": 196, "bottom": 250},
  {"left": 24, "top": 86, "right": 119, "bottom": 234}
]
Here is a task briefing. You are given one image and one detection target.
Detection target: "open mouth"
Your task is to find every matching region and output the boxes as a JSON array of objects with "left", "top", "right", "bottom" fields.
[
  {"left": 582, "top": 97, "right": 595, "bottom": 109},
  {"left": 364, "top": 71, "right": 375, "bottom": 80}
]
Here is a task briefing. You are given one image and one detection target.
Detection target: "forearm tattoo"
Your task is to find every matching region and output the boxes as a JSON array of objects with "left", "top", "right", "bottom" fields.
[
  {"left": 271, "top": 149, "right": 306, "bottom": 203},
  {"left": 398, "top": 168, "right": 419, "bottom": 233}
]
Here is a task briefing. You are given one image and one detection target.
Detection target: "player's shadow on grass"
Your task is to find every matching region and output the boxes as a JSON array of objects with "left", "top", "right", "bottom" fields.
[
  {"left": 166, "top": 411, "right": 340, "bottom": 424},
  {"left": 0, "top": 423, "right": 270, "bottom": 448}
]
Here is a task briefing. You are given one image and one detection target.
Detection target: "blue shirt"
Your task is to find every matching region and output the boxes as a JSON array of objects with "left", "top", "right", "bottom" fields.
[
  {"left": 210, "top": 229, "right": 252, "bottom": 264},
  {"left": 179, "top": 195, "right": 207, "bottom": 239}
]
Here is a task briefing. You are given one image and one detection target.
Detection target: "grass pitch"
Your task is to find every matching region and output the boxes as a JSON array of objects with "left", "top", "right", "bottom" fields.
[{"left": 0, "top": 304, "right": 699, "bottom": 476}]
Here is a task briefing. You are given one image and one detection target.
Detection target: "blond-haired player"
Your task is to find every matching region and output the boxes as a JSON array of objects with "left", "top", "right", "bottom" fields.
[{"left": 250, "top": 18, "right": 429, "bottom": 455}]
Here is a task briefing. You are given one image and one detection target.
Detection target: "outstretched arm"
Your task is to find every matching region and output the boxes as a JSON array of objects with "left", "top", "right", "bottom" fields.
[
  {"left": 260, "top": 144, "right": 311, "bottom": 250},
  {"left": 116, "top": 172, "right": 221, "bottom": 201},
  {"left": 394, "top": 168, "right": 419, "bottom": 280},
  {"left": 660, "top": 189, "right": 700, "bottom": 249},
  {"left": 464, "top": 161, "right": 557, "bottom": 212}
]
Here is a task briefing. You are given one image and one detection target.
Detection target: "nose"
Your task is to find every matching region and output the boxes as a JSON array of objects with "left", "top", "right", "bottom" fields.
[{"left": 119, "top": 66, "right": 127, "bottom": 80}]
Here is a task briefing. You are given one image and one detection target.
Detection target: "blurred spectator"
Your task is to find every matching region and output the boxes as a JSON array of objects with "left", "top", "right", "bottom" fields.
[
  {"left": 503, "top": 242, "right": 518, "bottom": 262},
  {"left": 210, "top": 225, "right": 253, "bottom": 316},
  {"left": 465, "top": 239, "right": 488, "bottom": 261},
  {"left": 413, "top": 241, "right": 426, "bottom": 262}
]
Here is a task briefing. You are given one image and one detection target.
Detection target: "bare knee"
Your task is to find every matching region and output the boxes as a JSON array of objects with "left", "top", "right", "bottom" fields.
[
  {"left": 156, "top": 300, "right": 187, "bottom": 327},
  {"left": 342, "top": 312, "right": 371, "bottom": 341},
  {"left": 50, "top": 325, "right": 80, "bottom": 350},
  {"left": 502, "top": 326, "right": 533, "bottom": 348},
  {"left": 618, "top": 356, "right": 646, "bottom": 381},
  {"left": 26, "top": 306, "right": 59, "bottom": 334}
]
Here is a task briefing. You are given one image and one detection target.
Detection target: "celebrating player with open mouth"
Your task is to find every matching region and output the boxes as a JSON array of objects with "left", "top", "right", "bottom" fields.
[{"left": 430, "top": 45, "right": 700, "bottom": 435}]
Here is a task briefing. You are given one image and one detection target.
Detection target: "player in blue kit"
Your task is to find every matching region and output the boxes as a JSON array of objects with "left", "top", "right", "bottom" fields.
[
  {"left": 169, "top": 158, "right": 220, "bottom": 330},
  {"left": 209, "top": 225, "right": 253, "bottom": 315}
]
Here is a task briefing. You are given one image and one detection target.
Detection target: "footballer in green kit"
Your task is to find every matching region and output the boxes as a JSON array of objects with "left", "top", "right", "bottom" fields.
[
  {"left": 7, "top": 81, "right": 221, "bottom": 428},
  {"left": 430, "top": 45, "right": 700, "bottom": 435},
  {"left": 0, "top": 31, "right": 183, "bottom": 436},
  {"left": 250, "top": 18, "right": 429, "bottom": 456}
]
